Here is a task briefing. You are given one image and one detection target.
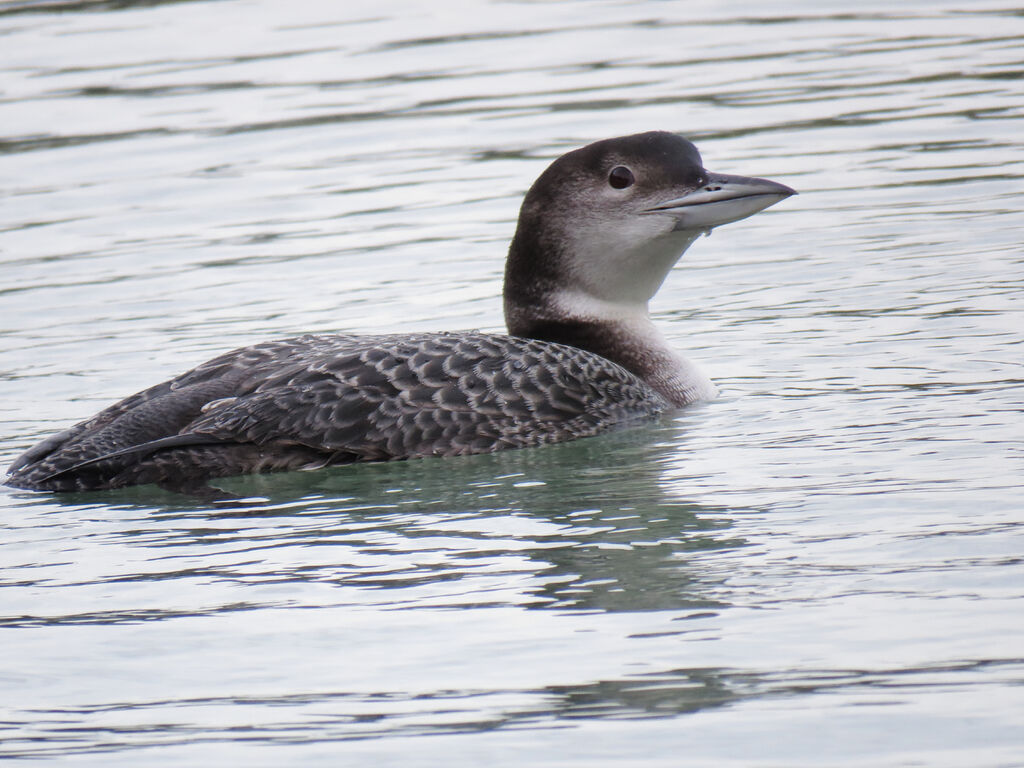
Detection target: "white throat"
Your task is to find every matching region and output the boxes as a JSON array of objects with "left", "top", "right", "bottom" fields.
[{"left": 561, "top": 226, "right": 703, "bottom": 306}]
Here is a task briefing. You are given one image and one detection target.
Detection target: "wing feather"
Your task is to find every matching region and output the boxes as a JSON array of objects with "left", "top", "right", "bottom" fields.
[{"left": 6, "top": 332, "right": 667, "bottom": 491}]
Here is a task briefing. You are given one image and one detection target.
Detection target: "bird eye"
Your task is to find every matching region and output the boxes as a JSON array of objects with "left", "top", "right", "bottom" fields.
[{"left": 608, "top": 166, "right": 634, "bottom": 189}]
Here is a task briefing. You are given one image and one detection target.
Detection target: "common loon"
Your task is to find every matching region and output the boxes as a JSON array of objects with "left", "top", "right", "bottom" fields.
[{"left": 6, "top": 131, "right": 795, "bottom": 493}]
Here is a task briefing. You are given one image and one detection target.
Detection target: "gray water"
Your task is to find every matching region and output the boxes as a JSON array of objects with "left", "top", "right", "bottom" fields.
[{"left": 2, "top": 0, "right": 1023, "bottom": 765}]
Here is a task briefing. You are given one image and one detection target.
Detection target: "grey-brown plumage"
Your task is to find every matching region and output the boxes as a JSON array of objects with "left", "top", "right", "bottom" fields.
[
  {"left": 6, "top": 131, "right": 795, "bottom": 493},
  {"left": 6, "top": 333, "right": 665, "bottom": 492}
]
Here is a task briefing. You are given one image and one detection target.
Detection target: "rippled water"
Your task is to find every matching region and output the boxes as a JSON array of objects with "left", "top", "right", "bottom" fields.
[{"left": 2, "top": 0, "right": 1023, "bottom": 764}]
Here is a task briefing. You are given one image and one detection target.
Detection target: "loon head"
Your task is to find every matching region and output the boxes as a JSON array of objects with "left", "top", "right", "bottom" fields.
[{"left": 504, "top": 131, "right": 795, "bottom": 332}]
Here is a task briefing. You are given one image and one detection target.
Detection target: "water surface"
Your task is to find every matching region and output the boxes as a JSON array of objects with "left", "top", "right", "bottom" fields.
[{"left": 2, "top": 1, "right": 1023, "bottom": 765}]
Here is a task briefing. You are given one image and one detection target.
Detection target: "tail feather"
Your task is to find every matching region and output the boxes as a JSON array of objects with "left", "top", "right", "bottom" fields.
[
  {"left": 7, "top": 434, "right": 336, "bottom": 493},
  {"left": 21, "top": 433, "right": 229, "bottom": 487}
]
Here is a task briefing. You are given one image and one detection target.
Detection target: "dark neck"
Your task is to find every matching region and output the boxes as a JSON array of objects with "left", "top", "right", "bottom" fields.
[
  {"left": 509, "top": 314, "right": 649, "bottom": 374},
  {"left": 502, "top": 214, "right": 715, "bottom": 407},
  {"left": 506, "top": 311, "right": 712, "bottom": 407}
]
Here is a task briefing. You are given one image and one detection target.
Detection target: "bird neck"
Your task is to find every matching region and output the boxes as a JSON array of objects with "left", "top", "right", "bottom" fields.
[{"left": 504, "top": 291, "right": 716, "bottom": 408}]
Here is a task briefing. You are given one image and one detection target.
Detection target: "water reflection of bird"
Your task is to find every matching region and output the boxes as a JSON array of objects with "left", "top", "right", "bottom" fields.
[{"left": 7, "top": 132, "right": 794, "bottom": 494}]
